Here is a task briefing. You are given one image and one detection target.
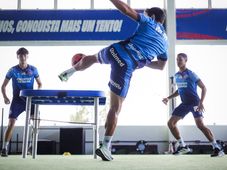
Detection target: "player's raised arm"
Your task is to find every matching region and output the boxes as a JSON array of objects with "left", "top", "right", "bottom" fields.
[
  {"left": 110, "top": 0, "right": 139, "bottom": 21},
  {"left": 146, "top": 59, "right": 167, "bottom": 70}
]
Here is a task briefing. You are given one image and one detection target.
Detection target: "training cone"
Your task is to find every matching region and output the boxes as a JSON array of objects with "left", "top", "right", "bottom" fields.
[{"left": 63, "top": 152, "right": 71, "bottom": 156}]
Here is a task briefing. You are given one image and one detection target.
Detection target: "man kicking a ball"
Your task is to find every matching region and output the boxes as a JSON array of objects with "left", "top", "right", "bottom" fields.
[
  {"left": 162, "top": 53, "right": 224, "bottom": 157},
  {"left": 59, "top": 0, "right": 168, "bottom": 161}
]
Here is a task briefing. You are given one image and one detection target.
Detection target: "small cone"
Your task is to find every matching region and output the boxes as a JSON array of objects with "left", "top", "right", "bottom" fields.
[{"left": 63, "top": 152, "right": 71, "bottom": 156}]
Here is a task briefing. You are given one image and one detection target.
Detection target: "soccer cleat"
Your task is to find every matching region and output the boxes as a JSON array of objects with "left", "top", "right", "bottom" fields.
[
  {"left": 58, "top": 72, "right": 69, "bottom": 82},
  {"left": 211, "top": 147, "right": 225, "bottom": 157},
  {"left": 1, "top": 148, "right": 8, "bottom": 157},
  {"left": 173, "top": 145, "right": 192, "bottom": 155},
  {"left": 95, "top": 146, "right": 113, "bottom": 161}
]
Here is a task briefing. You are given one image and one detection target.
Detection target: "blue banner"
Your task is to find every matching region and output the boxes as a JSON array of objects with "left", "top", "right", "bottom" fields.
[
  {"left": 0, "top": 10, "right": 138, "bottom": 41},
  {"left": 1, "top": 9, "right": 227, "bottom": 41},
  {"left": 177, "top": 9, "right": 227, "bottom": 40}
]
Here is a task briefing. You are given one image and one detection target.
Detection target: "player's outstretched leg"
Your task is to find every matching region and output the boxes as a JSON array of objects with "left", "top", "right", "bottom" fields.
[
  {"left": 168, "top": 116, "right": 192, "bottom": 155},
  {"left": 195, "top": 118, "right": 225, "bottom": 157},
  {"left": 59, "top": 55, "right": 98, "bottom": 82},
  {"left": 96, "top": 92, "right": 124, "bottom": 161},
  {"left": 1, "top": 119, "right": 16, "bottom": 157}
]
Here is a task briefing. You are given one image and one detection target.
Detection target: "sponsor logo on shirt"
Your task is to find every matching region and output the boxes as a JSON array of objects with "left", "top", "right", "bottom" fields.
[
  {"left": 177, "top": 82, "right": 187, "bottom": 88},
  {"left": 155, "top": 25, "right": 168, "bottom": 41},
  {"left": 128, "top": 43, "right": 144, "bottom": 60},
  {"left": 16, "top": 77, "right": 32, "bottom": 83}
]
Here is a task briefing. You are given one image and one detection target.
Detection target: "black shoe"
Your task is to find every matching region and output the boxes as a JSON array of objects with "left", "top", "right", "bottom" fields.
[
  {"left": 211, "top": 147, "right": 225, "bottom": 157},
  {"left": 1, "top": 149, "right": 8, "bottom": 157},
  {"left": 173, "top": 145, "right": 192, "bottom": 155},
  {"left": 216, "top": 140, "right": 225, "bottom": 149}
]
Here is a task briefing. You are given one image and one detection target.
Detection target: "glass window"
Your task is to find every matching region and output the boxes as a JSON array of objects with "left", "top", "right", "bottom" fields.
[
  {"left": 0, "top": 46, "right": 109, "bottom": 126},
  {"left": 0, "top": 0, "right": 17, "bottom": 9},
  {"left": 176, "top": 45, "right": 227, "bottom": 125},
  {"left": 58, "top": 0, "right": 90, "bottom": 9},
  {"left": 131, "top": 0, "right": 164, "bottom": 9},
  {"left": 119, "top": 67, "right": 168, "bottom": 125},
  {"left": 0, "top": 46, "right": 167, "bottom": 126},
  {"left": 21, "top": 0, "right": 54, "bottom": 9},
  {"left": 94, "top": 0, "right": 127, "bottom": 9},
  {"left": 176, "top": 0, "right": 208, "bottom": 8},
  {"left": 212, "top": 0, "right": 227, "bottom": 8}
]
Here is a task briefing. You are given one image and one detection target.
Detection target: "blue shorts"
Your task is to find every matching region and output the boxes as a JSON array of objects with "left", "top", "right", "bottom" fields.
[
  {"left": 172, "top": 103, "right": 203, "bottom": 119},
  {"left": 9, "top": 97, "right": 35, "bottom": 119},
  {"left": 97, "top": 43, "right": 137, "bottom": 98}
]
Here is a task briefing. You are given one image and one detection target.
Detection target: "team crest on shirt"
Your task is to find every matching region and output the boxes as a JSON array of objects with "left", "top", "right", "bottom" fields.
[{"left": 25, "top": 69, "right": 33, "bottom": 76}]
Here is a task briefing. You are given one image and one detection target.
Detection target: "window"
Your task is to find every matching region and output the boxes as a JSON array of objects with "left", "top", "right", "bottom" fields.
[
  {"left": 21, "top": 0, "right": 54, "bottom": 9},
  {"left": 94, "top": 0, "right": 127, "bottom": 9},
  {"left": 0, "top": 46, "right": 109, "bottom": 126},
  {"left": 0, "top": 0, "right": 17, "bottom": 9},
  {"left": 176, "top": 45, "right": 227, "bottom": 125},
  {"left": 212, "top": 0, "right": 227, "bottom": 8},
  {"left": 176, "top": 0, "right": 208, "bottom": 8},
  {"left": 58, "top": 0, "right": 91, "bottom": 9},
  {"left": 119, "top": 67, "right": 168, "bottom": 125},
  {"left": 131, "top": 0, "right": 164, "bottom": 9},
  {"left": 0, "top": 46, "right": 168, "bottom": 126}
]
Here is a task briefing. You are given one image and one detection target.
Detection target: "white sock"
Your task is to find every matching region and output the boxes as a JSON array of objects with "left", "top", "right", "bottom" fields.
[
  {"left": 102, "top": 136, "right": 113, "bottom": 150},
  {"left": 2, "top": 141, "right": 9, "bottom": 150},
  {"left": 64, "top": 67, "right": 76, "bottom": 78},
  {"left": 178, "top": 138, "right": 186, "bottom": 147},
  {"left": 211, "top": 140, "right": 220, "bottom": 149}
]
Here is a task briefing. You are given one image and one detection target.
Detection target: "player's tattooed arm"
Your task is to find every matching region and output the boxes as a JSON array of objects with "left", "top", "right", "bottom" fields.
[
  {"left": 110, "top": 0, "right": 139, "bottom": 21},
  {"left": 167, "top": 90, "right": 179, "bottom": 100},
  {"left": 162, "top": 90, "right": 179, "bottom": 105},
  {"left": 197, "top": 80, "right": 207, "bottom": 113},
  {"left": 35, "top": 77, "right": 42, "bottom": 89}
]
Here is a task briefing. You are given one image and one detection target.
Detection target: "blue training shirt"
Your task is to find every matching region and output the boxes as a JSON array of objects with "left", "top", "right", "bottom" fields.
[
  {"left": 6, "top": 65, "right": 39, "bottom": 98},
  {"left": 174, "top": 69, "right": 200, "bottom": 105},
  {"left": 114, "top": 13, "right": 168, "bottom": 68}
]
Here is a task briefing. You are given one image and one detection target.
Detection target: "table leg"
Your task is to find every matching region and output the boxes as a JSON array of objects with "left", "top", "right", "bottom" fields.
[
  {"left": 22, "top": 97, "right": 32, "bottom": 158},
  {"left": 93, "top": 97, "right": 99, "bottom": 159},
  {"left": 32, "top": 104, "right": 39, "bottom": 159}
]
